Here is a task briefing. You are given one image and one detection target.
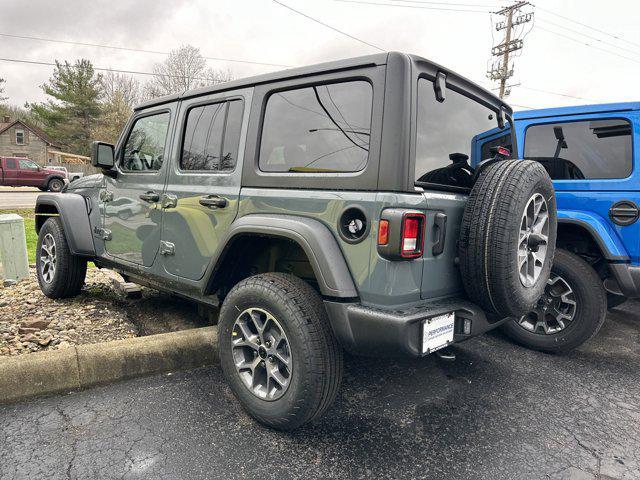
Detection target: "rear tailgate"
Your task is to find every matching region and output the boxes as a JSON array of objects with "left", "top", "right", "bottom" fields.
[{"left": 420, "top": 190, "right": 467, "bottom": 299}]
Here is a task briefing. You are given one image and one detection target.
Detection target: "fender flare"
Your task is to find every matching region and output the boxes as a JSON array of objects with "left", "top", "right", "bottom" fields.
[
  {"left": 558, "top": 210, "right": 629, "bottom": 261},
  {"left": 205, "top": 214, "right": 358, "bottom": 298},
  {"left": 35, "top": 193, "right": 96, "bottom": 256}
]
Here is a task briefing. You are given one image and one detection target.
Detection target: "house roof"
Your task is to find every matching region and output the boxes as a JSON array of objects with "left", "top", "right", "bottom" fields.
[{"left": 0, "top": 120, "right": 61, "bottom": 148}]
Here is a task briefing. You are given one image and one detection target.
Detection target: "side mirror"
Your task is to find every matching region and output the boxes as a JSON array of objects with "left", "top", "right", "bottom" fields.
[{"left": 91, "top": 141, "right": 115, "bottom": 169}]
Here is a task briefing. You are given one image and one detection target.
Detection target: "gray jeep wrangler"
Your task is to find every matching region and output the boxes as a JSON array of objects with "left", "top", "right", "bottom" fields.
[{"left": 34, "top": 52, "right": 556, "bottom": 430}]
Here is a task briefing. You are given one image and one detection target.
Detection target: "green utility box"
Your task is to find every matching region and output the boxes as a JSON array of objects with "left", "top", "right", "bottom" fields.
[{"left": 0, "top": 214, "right": 29, "bottom": 282}]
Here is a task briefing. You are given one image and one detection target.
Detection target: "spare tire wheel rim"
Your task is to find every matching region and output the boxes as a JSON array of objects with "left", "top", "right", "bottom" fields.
[
  {"left": 518, "top": 193, "right": 549, "bottom": 287},
  {"left": 517, "top": 273, "right": 577, "bottom": 334},
  {"left": 231, "top": 307, "right": 292, "bottom": 401},
  {"left": 40, "top": 233, "right": 57, "bottom": 283}
]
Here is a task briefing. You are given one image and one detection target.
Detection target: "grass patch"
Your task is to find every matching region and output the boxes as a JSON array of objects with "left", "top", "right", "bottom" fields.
[{"left": 0, "top": 209, "right": 37, "bottom": 264}]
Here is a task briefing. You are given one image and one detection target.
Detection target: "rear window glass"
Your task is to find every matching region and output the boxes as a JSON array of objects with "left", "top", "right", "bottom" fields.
[
  {"left": 415, "top": 78, "right": 509, "bottom": 189},
  {"left": 259, "top": 81, "right": 373, "bottom": 173},
  {"left": 524, "top": 119, "right": 632, "bottom": 180},
  {"left": 181, "top": 99, "right": 244, "bottom": 172}
]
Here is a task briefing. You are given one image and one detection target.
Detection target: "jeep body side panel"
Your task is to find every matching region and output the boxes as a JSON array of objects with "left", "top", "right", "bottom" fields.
[
  {"left": 35, "top": 193, "right": 96, "bottom": 256},
  {"left": 207, "top": 213, "right": 358, "bottom": 298},
  {"left": 557, "top": 207, "right": 631, "bottom": 261}
]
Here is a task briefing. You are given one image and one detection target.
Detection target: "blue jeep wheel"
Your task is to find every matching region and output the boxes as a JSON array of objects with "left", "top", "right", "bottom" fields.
[{"left": 502, "top": 249, "right": 606, "bottom": 353}]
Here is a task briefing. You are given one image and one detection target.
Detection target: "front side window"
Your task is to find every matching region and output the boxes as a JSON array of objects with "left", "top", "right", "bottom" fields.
[
  {"left": 15, "top": 129, "right": 24, "bottom": 145},
  {"left": 181, "top": 99, "right": 243, "bottom": 172},
  {"left": 18, "top": 159, "right": 38, "bottom": 169},
  {"left": 415, "top": 78, "right": 510, "bottom": 189},
  {"left": 121, "top": 112, "right": 170, "bottom": 172},
  {"left": 524, "top": 119, "right": 632, "bottom": 180},
  {"left": 259, "top": 81, "right": 373, "bottom": 173}
]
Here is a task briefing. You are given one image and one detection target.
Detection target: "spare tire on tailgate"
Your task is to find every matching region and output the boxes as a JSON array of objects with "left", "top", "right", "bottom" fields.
[{"left": 458, "top": 160, "right": 557, "bottom": 318}]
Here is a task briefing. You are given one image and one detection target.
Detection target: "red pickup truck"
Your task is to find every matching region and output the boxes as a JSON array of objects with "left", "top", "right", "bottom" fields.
[{"left": 0, "top": 157, "right": 67, "bottom": 192}]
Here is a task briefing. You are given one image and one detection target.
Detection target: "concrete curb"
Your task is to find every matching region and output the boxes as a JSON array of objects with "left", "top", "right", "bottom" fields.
[{"left": 0, "top": 326, "right": 218, "bottom": 405}]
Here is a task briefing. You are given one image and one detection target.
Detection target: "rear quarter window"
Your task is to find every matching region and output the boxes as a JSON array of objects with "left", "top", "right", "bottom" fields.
[
  {"left": 259, "top": 81, "right": 373, "bottom": 173},
  {"left": 524, "top": 119, "right": 632, "bottom": 180}
]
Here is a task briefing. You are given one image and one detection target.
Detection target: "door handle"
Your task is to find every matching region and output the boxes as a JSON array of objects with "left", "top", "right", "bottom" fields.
[
  {"left": 139, "top": 191, "right": 160, "bottom": 203},
  {"left": 199, "top": 195, "right": 228, "bottom": 209},
  {"left": 432, "top": 213, "right": 447, "bottom": 256}
]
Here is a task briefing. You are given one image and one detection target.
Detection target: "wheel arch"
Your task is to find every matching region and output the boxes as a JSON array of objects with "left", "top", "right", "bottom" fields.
[
  {"left": 557, "top": 211, "right": 629, "bottom": 261},
  {"left": 203, "top": 214, "right": 358, "bottom": 299},
  {"left": 35, "top": 193, "right": 95, "bottom": 256}
]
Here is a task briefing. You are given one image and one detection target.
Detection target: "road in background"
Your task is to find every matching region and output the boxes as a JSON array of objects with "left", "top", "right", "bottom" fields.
[
  {"left": 1, "top": 302, "right": 639, "bottom": 479},
  {"left": 0, "top": 188, "right": 43, "bottom": 210}
]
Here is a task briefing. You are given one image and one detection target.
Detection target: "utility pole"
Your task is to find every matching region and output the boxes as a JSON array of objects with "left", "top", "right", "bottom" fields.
[{"left": 487, "top": 1, "right": 534, "bottom": 98}]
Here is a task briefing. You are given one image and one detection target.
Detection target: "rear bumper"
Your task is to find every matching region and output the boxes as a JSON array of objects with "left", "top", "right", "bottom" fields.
[
  {"left": 607, "top": 263, "right": 640, "bottom": 298},
  {"left": 324, "top": 297, "right": 506, "bottom": 357}
]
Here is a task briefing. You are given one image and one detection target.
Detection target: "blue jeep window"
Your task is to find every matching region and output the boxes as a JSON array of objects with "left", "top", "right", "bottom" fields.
[
  {"left": 524, "top": 119, "right": 632, "bottom": 180},
  {"left": 181, "top": 99, "right": 244, "bottom": 172},
  {"left": 259, "top": 81, "right": 373, "bottom": 173}
]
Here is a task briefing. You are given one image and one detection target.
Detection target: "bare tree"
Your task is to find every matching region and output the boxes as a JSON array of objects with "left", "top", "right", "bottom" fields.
[
  {"left": 93, "top": 72, "right": 142, "bottom": 144},
  {"left": 101, "top": 71, "right": 142, "bottom": 108},
  {"left": 144, "top": 45, "right": 233, "bottom": 98}
]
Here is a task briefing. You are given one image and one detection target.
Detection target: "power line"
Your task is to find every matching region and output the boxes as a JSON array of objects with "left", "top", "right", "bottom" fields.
[
  {"left": 536, "top": 17, "right": 640, "bottom": 58},
  {"left": 535, "top": 25, "right": 640, "bottom": 66},
  {"left": 272, "top": 0, "right": 385, "bottom": 51},
  {"left": 0, "top": 32, "right": 291, "bottom": 68},
  {"left": 517, "top": 85, "right": 598, "bottom": 102},
  {"left": 0, "top": 57, "right": 210, "bottom": 80},
  {"left": 334, "top": 0, "right": 491, "bottom": 13},
  {"left": 537, "top": 6, "right": 640, "bottom": 50},
  {"left": 389, "top": 0, "right": 498, "bottom": 6}
]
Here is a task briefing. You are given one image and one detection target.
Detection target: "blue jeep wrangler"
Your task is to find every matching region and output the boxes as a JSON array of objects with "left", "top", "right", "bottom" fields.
[{"left": 477, "top": 102, "right": 639, "bottom": 352}]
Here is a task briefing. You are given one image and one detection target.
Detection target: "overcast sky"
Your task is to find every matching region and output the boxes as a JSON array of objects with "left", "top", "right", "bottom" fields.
[{"left": 1, "top": 0, "right": 639, "bottom": 111}]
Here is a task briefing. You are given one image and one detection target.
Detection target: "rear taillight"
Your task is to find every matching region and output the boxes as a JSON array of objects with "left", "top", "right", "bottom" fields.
[{"left": 401, "top": 213, "right": 425, "bottom": 258}]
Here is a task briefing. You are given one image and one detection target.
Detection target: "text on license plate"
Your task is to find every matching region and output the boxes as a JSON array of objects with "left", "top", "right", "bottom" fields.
[{"left": 422, "top": 313, "right": 455, "bottom": 354}]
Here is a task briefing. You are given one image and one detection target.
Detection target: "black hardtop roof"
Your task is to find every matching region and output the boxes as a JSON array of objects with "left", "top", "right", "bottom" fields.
[{"left": 134, "top": 51, "right": 511, "bottom": 115}]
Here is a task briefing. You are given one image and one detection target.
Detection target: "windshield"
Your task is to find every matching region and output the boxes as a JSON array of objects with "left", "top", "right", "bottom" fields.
[{"left": 415, "top": 77, "right": 512, "bottom": 189}]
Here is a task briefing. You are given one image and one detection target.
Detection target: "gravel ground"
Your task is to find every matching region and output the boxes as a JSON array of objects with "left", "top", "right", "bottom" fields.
[{"left": 0, "top": 268, "right": 209, "bottom": 357}]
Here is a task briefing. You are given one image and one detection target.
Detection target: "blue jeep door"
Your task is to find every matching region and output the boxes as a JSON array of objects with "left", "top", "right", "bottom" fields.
[{"left": 516, "top": 110, "right": 640, "bottom": 263}]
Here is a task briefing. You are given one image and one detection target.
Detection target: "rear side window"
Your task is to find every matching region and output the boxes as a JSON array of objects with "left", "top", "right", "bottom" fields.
[
  {"left": 5, "top": 158, "right": 17, "bottom": 169},
  {"left": 122, "top": 112, "right": 171, "bottom": 172},
  {"left": 524, "top": 119, "right": 632, "bottom": 180},
  {"left": 259, "top": 81, "right": 373, "bottom": 173},
  {"left": 181, "top": 99, "right": 244, "bottom": 172}
]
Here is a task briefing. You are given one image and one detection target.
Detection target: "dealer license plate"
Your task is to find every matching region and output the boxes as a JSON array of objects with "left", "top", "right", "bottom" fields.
[{"left": 422, "top": 313, "right": 455, "bottom": 354}]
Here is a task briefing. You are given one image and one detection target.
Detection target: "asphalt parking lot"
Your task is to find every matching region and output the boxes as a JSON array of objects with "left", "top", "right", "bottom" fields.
[{"left": 1, "top": 302, "right": 639, "bottom": 480}]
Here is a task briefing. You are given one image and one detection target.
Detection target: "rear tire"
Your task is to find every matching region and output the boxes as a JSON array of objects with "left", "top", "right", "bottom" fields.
[
  {"left": 47, "top": 178, "right": 64, "bottom": 192},
  {"left": 218, "top": 273, "right": 343, "bottom": 430},
  {"left": 501, "top": 249, "right": 606, "bottom": 353},
  {"left": 36, "top": 217, "right": 87, "bottom": 299},
  {"left": 459, "top": 160, "right": 557, "bottom": 318}
]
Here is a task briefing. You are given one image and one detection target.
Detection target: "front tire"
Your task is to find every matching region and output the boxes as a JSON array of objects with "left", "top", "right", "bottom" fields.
[
  {"left": 36, "top": 217, "right": 87, "bottom": 299},
  {"left": 47, "top": 178, "right": 64, "bottom": 192},
  {"left": 501, "top": 249, "right": 606, "bottom": 353},
  {"left": 218, "top": 273, "right": 343, "bottom": 430}
]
